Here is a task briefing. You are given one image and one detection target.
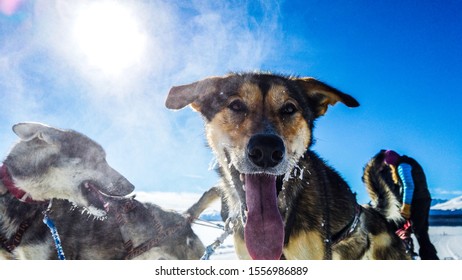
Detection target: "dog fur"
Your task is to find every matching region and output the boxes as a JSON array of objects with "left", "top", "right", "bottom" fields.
[
  {"left": 166, "top": 72, "right": 409, "bottom": 260},
  {"left": 0, "top": 123, "right": 206, "bottom": 259},
  {"left": 45, "top": 196, "right": 206, "bottom": 260},
  {"left": 362, "top": 150, "right": 405, "bottom": 227},
  {"left": 1, "top": 122, "right": 135, "bottom": 259}
]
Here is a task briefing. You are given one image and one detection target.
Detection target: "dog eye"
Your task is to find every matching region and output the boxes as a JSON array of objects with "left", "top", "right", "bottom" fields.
[
  {"left": 228, "top": 100, "right": 247, "bottom": 112},
  {"left": 280, "top": 103, "right": 298, "bottom": 115}
]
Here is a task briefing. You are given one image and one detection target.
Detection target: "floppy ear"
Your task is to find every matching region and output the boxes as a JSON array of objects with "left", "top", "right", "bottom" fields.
[
  {"left": 294, "top": 77, "right": 359, "bottom": 117},
  {"left": 12, "top": 122, "right": 60, "bottom": 144},
  {"left": 165, "top": 77, "right": 224, "bottom": 111}
]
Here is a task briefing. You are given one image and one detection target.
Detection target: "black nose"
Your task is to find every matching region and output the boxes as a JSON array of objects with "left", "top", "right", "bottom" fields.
[{"left": 247, "top": 134, "right": 285, "bottom": 168}]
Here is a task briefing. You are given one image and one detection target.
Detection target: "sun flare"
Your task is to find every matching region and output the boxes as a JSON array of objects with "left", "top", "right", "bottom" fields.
[{"left": 73, "top": 2, "right": 146, "bottom": 75}]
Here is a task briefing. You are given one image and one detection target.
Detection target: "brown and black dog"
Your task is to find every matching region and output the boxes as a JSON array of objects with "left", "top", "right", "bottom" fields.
[{"left": 166, "top": 72, "right": 408, "bottom": 260}]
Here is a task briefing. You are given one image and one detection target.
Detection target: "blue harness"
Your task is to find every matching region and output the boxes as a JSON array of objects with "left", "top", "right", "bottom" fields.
[{"left": 43, "top": 200, "right": 66, "bottom": 260}]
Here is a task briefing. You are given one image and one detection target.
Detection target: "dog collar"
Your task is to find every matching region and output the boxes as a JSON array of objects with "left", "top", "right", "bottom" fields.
[{"left": 0, "top": 164, "right": 38, "bottom": 203}]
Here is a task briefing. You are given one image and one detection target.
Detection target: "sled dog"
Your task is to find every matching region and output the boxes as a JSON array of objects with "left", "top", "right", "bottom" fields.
[
  {"left": 166, "top": 72, "right": 409, "bottom": 260},
  {"left": 42, "top": 195, "right": 207, "bottom": 260},
  {"left": 362, "top": 150, "right": 405, "bottom": 226},
  {"left": 1, "top": 123, "right": 205, "bottom": 259}
]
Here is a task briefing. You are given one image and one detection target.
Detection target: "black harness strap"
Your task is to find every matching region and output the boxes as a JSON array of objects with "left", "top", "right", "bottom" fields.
[
  {"left": 0, "top": 219, "right": 31, "bottom": 253},
  {"left": 330, "top": 204, "right": 363, "bottom": 246},
  {"left": 112, "top": 198, "right": 137, "bottom": 253},
  {"left": 320, "top": 171, "right": 332, "bottom": 260}
]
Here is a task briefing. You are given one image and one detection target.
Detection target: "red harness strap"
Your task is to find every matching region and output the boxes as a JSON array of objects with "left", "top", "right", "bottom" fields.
[
  {"left": 395, "top": 219, "right": 413, "bottom": 240},
  {"left": 0, "top": 165, "right": 36, "bottom": 203}
]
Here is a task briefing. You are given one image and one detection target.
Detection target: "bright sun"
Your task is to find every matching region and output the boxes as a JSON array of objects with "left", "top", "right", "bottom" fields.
[{"left": 73, "top": 2, "right": 146, "bottom": 75}]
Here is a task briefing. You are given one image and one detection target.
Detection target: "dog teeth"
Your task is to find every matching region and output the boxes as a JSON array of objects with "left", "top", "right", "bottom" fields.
[
  {"left": 240, "top": 210, "right": 248, "bottom": 225},
  {"left": 87, "top": 205, "right": 107, "bottom": 218},
  {"left": 239, "top": 174, "right": 246, "bottom": 191}
]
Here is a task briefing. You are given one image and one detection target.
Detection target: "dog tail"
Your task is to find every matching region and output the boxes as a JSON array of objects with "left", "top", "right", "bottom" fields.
[
  {"left": 186, "top": 186, "right": 222, "bottom": 220},
  {"left": 362, "top": 151, "right": 404, "bottom": 226}
]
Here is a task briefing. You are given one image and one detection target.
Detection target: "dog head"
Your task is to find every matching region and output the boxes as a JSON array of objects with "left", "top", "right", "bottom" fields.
[
  {"left": 166, "top": 72, "right": 359, "bottom": 259},
  {"left": 3, "top": 122, "right": 135, "bottom": 216},
  {"left": 167, "top": 73, "right": 358, "bottom": 176}
]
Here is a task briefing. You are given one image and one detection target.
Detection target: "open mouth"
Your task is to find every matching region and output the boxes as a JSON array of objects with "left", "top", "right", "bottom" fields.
[
  {"left": 79, "top": 181, "right": 114, "bottom": 218},
  {"left": 238, "top": 172, "right": 285, "bottom": 260},
  {"left": 225, "top": 133, "right": 293, "bottom": 260}
]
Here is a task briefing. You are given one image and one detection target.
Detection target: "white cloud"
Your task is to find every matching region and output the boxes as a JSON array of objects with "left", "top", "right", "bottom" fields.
[
  {"left": 433, "top": 188, "right": 462, "bottom": 197},
  {"left": 0, "top": 0, "right": 282, "bottom": 193}
]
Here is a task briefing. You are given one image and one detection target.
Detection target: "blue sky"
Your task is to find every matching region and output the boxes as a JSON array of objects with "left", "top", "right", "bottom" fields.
[{"left": 0, "top": 0, "right": 461, "bottom": 204}]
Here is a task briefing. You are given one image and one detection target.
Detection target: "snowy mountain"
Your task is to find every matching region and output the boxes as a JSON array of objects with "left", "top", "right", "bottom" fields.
[
  {"left": 198, "top": 209, "right": 223, "bottom": 221},
  {"left": 430, "top": 195, "right": 462, "bottom": 226},
  {"left": 431, "top": 195, "right": 462, "bottom": 211},
  {"left": 431, "top": 198, "right": 448, "bottom": 207}
]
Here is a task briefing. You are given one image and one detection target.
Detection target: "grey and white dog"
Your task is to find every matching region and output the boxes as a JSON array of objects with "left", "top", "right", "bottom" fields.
[{"left": 0, "top": 123, "right": 208, "bottom": 259}]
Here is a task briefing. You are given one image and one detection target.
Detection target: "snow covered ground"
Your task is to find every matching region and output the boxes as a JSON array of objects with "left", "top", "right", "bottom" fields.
[
  {"left": 423, "top": 227, "right": 462, "bottom": 260},
  {"left": 4, "top": 191, "right": 460, "bottom": 280},
  {"left": 137, "top": 191, "right": 462, "bottom": 260}
]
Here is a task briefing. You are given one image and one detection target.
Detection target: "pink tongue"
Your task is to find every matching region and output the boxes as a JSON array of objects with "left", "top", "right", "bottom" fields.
[{"left": 244, "top": 174, "right": 284, "bottom": 260}]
